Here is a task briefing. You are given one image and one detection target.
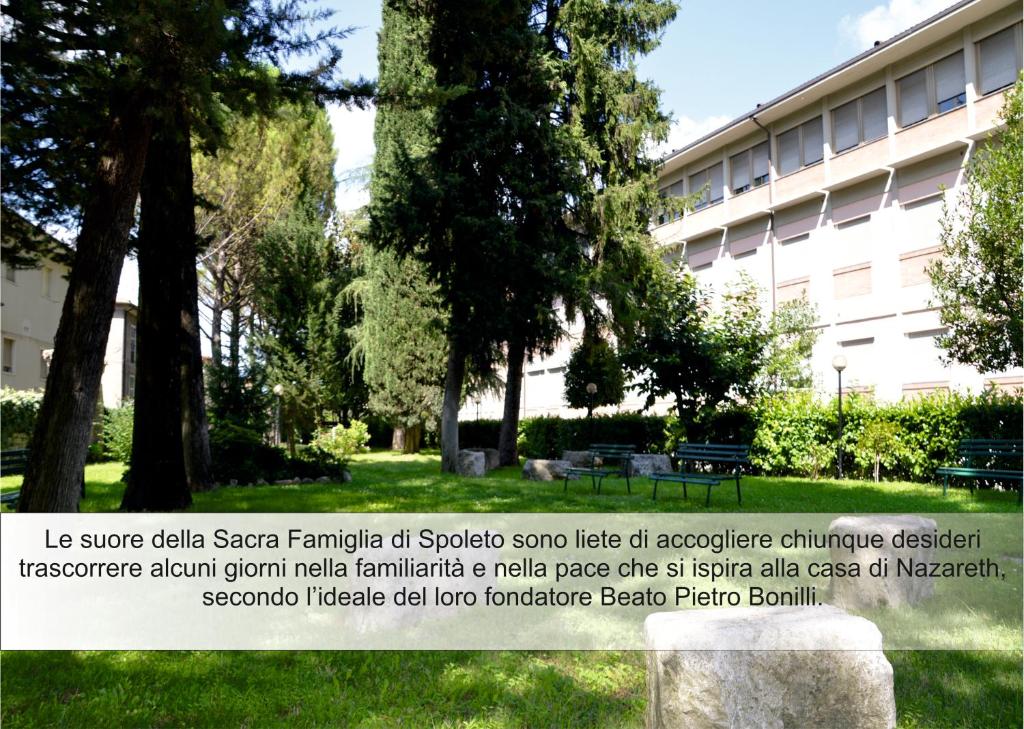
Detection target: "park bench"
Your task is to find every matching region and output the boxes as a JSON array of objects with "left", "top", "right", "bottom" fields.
[
  {"left": 563, "top": 444, "right": 635, "bottom": 494},
  {"left": 936, "top": 439, "right": 1022, "bottom": 502},
  {"left": 0, "top": 448, "right": 86, "bottom": 509},
  {"left": 649, "top": 443, "right": 750, "bottom": 506}
]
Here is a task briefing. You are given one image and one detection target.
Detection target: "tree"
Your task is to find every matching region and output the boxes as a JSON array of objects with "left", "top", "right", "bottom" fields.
[
  {"left": 929, "top": 76, "right": 1023, "bottom": 372},
  {"left": 756, "top": 296, "right": 820, "bottom": 395},
  {"left": 563, "top": 333, "right": 626, "bottom": 416},
  {"left": 8, "top": 0, "right": 366, "bottom": 511},
  {"left": 622, "top": 268, "right": 766, "bottom": 432},
  {"left": 349, "top": 244, "right": 448, "bottom": 453}
]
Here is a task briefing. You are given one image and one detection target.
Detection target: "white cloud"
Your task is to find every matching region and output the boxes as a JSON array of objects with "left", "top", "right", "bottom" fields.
[
  {"left": 839, "top": 0, "right": 959, "bottom": 50},
  {"left": 328, "top": 104, "right": 377, "bottom": 213},
  {"left": 652, "top": 114, "right": 733, "bottom": 159}
]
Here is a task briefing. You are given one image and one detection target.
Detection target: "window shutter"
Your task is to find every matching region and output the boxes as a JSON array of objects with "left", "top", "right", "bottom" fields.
[
  {"left": 752, "top": 142, "right": 769, "bottom": 184},
  {"left": 730, "top": 151, "right": 750, "bottom": 192},
  {"left": 934, "top": 51, "right": 965, "bottom": 110},
  {"left": 979, "top": 27, "right": 1018, "bottom": 94},
  {"left": 861, "top": 88, "right": 887, "bottom": 142},
  {"left": 777, "top": 128, "right": 800, "bottom": 175},
  {"left": 833, "top": 100, "right": 859, "bottom": 152},
  {"left": 689, "top": 170, "right": 708, "bottom": 207},
  {"left": 898, "top": 69, "right": 928, "bottom": 126},
  {"left": 708, "top": 163, "right": 724, "bottom": 203},
  {"left": 802, "top": 117, "right": 823, "bottom": 165}
]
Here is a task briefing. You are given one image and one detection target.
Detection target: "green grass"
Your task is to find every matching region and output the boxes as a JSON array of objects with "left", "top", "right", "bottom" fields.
[{"left": 2, "top": 452, "right": 1021, "bottom": 728}]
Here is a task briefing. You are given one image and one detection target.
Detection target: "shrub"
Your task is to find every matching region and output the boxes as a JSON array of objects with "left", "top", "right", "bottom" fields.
[
  {"left": 101, "top": 402, "right": 135, "bottom": 463},
  {"left": 855, "top": 420, "right": 903, "bottom": 482},
  {"left": 312, "top": 421, "right": 371, "bottom": 464},
  {"left": 209, "top": 423, "right": 287, "bottom": 484},
  {"left": 0, "top": 387, "right": 43, "bottom": 449},
  {"left": 460, "top": 419, "right": 502, "bottom": 449},
  {"left": 516, "top": 414, "right": 668, "bottom": 458}
]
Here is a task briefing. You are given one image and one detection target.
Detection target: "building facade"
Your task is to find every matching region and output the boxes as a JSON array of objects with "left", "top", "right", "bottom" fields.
[{"left": 465, "top": 0, "right": 1023, "bottom": 421}]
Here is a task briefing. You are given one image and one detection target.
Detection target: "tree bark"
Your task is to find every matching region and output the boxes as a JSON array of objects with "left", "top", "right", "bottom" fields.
[
  {"left": 497, "top": 340, "right": 525, "bottom": 466},
  {"left": 391, "top": 426, "right": 406, "bottom": 452},
  {"left": 121, "top": 110, "right": 192, "bottom": 511},
  {"left": 210, "top": 259, "right": 225, "bottom": 368},
  {"left": 18, "top": 99, "right": 152, "bottom": 512},
  {"left": 403, "top": 422, "right": 422, "bottom": 454},
  {"left": 228, "top": 286, "right": 241, "bottom": 376},
  {"left": 440, "top": 340, "right": 466, "bottom": 474}
]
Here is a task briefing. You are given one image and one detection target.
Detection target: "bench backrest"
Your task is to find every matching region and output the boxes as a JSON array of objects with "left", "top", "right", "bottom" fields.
[
  {"left": 957, "top": 439, "right": 1022, "bottom": 467},
  {"left": 588, "top": 444, "right": 634, "bottom": 467},
  {"left": 675, "top": 443, "right": 750, "bottom": 464},
  {"left": 0, "top": 448, "right": 30, "bottom": 476}
]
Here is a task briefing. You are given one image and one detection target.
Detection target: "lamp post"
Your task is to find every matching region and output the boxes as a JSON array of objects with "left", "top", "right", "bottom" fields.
[
  {"left": 474, "top": 395, "right": 481, "bottom": 422},
  {"left": 272, "top": 383, "right": 284, "bottom": 447},
  {"left": 832, "top": 355, "right": 847, "bottom": 479},
  {"left": 586, "top": 382, "right": 597, "bottom": 441}
]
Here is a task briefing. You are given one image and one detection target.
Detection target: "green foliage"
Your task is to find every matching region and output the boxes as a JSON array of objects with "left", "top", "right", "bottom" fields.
[
  {"left": 623, "top": 268, "right": 766, "bottom": 425},
  {"left": 757, "top": 295, "right": 820, "bottom": 394},
  {"left": 564, "top": 334, "right": 626, "bottom": 413},
  {"left": 100, "top": 402, "right": 135, "bottom": 463},
  {"left": 312, "top": 421, "right": 371, "bottom": 463},
  {"left": 208, "top": 423, "right": 287, "bottom": 485},
  {"left": 516, "top": 414, "right": 668, "bottom": 459},
  {"left": 855, "top": 420, "right": 904, "bottom": 482},
  {"left": 459, "top": 419, "right": 503, "bottom": 449},
  {"left": 930, "top": 76, "right": 1023, "bottom": 371},
  {"left": 0, "top": 387, "right": 43, "bottom": 449}
]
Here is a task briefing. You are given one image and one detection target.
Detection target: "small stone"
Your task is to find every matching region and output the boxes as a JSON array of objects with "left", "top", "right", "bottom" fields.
[
  {"left": 521, "top": 459, "right": 575, "bottom": 481},
  {"left": 341, "top": 470, "right": 353, "bottom": 483},
  {"left": 301, "top": 477, "right": 314, "bottom": 484},
  {"left": 316, "top": 476, "right": 331, "bottom": 483},
  {"left": 457, "top": 450, "right": 486, "bottom": 477},
  {"left": 466, "top": 448, "right": 500, "bottom": 471},
  {"left": 255, "top": 478, "right": 268, "bottom": 486},
  {"left": 229, "top": 478, "right": 238, "bottom": 486},
  {"left": 561, "top": 450, "right": 593, "bottom": 467},
  {"left": 273, "top": 478, "right": 299, "bottom": 485}
]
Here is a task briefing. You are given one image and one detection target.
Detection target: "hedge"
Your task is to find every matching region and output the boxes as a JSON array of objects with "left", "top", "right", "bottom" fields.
[
  {"left": 457, "top": 390, "right": 1022, "bottom": 484},
  {"left": 0, "top": 387, "right": 43, "bottom": 449}
]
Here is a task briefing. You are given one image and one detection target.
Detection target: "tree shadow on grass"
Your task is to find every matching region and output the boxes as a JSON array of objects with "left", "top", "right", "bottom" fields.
[{"left": 0, "top": 650, "right": 646, "bottom": 728}]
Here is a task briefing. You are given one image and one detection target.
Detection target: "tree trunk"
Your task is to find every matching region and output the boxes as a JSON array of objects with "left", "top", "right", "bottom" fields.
[
  {"left": 440, "top": 341, "right": 466, "bottom": 474},
  {"left": 179, "top": 142, "right": 213, "bottom": 493},
  {"left": 18, "top": 99, "right": 152, "bottom": 512},
  {"left": 391, "top": 426, "right": 406, "bottom": 452},
  {"left": 229, "top": 294, "right": 241, "bottom": 376},
  {"left": 210, "top": 260, "right": 225, "bottom": 368},
  {"left": 403, "top": 422, "right": 422, "bottom": 454},
  {"left": 874, "top": 456, "right": 880, "bottom": 483},
  {"left": 497, "top": 340, "right": 526, "bottom": 466},
  {"left": 121, "top": 111, "right": 192, "bottom": 511}
]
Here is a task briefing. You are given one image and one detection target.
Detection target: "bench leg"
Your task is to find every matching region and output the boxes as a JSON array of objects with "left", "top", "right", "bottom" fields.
[
  {"left": 682, "top": 481, "right": 688, "bottom": 500},
  {"left": 626, "top": 473, "right": 631, "bottom": 495},
  {"left": 942, "top": 474, "right": 948, "bottom": 497},
  {"left": 736, "top": 476, "right": 741, "bottom": 506},
  {"left": 652, "top": 479, "right": 658, "bottom": 501},
  {"left": 705, "top": 484, "right": 712, "bottom": 507},
  {"left": 563, "top": 475, "right": 568, "bottom": 492}
]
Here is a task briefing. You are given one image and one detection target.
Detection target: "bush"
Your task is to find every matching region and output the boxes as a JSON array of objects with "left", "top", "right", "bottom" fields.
[
  {"left": 312, "top": 421, "right": 371, "bottom": 465},
  {"left": 516, "top": 414, "right": 668, "bottom": 458},
  {"left": 209, "top": 423, "right": 287, "bottom": 484},
  {"left": 460, "top": 419, "right": 503, "bottom": 449},
  {"left": 101, "top": 402, "right": 135, "bottom": 463},
  {"left": 0, "top": 387, "right": 43, "bottom": 449}
]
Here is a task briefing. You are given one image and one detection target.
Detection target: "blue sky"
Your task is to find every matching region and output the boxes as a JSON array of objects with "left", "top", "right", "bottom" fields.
[{"left": 324, "top": 0, "right": 962, "bottom": 211}]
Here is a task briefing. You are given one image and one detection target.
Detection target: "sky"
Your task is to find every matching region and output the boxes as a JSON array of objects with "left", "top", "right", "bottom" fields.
[
  {"left": 324, "top": 0, "right": 963, "bottom": 211},
  {"left": 116, "top": 0, "right": 963, "bottom": 307}
]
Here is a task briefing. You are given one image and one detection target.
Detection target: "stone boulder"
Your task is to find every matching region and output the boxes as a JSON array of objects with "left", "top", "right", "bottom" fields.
[
  {"left": 561, "top": 450, "right": 593, "bottom": 467},
  {"left": 828, "top": 515, "right": 938, "bottom": 609},
  {"left": 629, "top": 453, "right": 672, "bottom": 477},
  {"left": 644, "top": 606, "right": 895, "bottom": 729},
  {"left": 522, "top": 459, "right": 574, "bottom": 481},
  {"left": 457, "top": 450, "right": 486, "bottom": 477},
  {"left": 466, "top": 448, "right": 500, "bottom": 471}
]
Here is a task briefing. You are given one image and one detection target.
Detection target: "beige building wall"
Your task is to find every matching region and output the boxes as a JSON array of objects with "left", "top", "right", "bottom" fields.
[
  {"left": 462, "top": 0, "right": 1023, "bottom": 422},
  {"left": 99, "top": 303, "right": 138, "bottom": 409},
  {"left": 1, "top": 256, "right": 69, "bottom": 393}
]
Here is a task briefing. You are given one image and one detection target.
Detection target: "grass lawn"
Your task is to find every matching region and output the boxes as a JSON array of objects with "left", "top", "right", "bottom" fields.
[{"left": 2, "top": 452, "right": 1021, "bottom": 728}]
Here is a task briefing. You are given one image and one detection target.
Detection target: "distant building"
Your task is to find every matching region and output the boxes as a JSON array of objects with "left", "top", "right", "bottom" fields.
[
  {"left": 1, "top": 214, "right": 138, "bottom": 408},
  {"left": 466, "top": 0, "right": 1023, "bottom": 421}
]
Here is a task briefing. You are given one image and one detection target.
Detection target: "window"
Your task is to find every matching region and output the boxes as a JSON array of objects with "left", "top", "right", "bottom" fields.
[
  {"left": 128, "top": 323, "right": 137, "bottom": 365},
  {"left": 977, "top": 25, "right": 1023, "bottom": 95},
  {"left": 897, "top": 51, "right": 965, "bottom": 126},
  {"left": 832, "top": 88, "right": 888, "bottom": 153},
  {"left": 41, "top": 267, "right": 52, "bottom": 299},
  {"left": 776, "top": 117, "right": 823, "bottom": 175},
  {"left": 127, "top": 375, "right": 136, "bottom": 398},
  {"left": 688, "top": 162, "right": 723, "bottom": 210},
  {"left": 729, "top": 142, "right": 769, "bottom": 194},
  {"left": 4, "top": 265, "right": 15, "bottom": 284},
  {"left": 2, "top": 338, "right": 13, "bottom": 373}
]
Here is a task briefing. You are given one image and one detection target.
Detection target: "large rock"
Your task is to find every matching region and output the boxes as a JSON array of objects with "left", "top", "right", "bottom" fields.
[
  {"left": 645, "top": 606, "right": 895, "bottom": 729},
  {"left": 828, "top": 515, "right": 938, "bottom": 609},
  {"left": 561, "top": 450, "right": 593, "bottom": 467},
  {"left": 457, "top": 450, "right": 486, "bottom": 477},
  {"left": 522, "top": 459, "right": 574, "bottom": 481},
  {"left": 629, "top": 453, "right": 672, "bottom": 477},
  {"left": 466, "top": 448, "right": 500, "bottom": 471}
]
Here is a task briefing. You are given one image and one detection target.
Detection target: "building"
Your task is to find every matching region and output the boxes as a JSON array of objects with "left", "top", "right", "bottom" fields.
[
  {"left": 465, "top": 0, "right": 1023, "bottom": 421},
  {"left": 1, "top": 214, "right": 138, "bottom": 409}
]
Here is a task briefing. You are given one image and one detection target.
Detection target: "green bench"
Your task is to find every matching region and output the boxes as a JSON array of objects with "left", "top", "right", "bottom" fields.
[
  {"left": 936, "top": 439, "right": 1022, "bottom": 502},
  {"left": 650, "top": 443, "right": 750, "bottom": 506},
  {"left": 563, "top": 444, "right": 635, "bottom": 494}
]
